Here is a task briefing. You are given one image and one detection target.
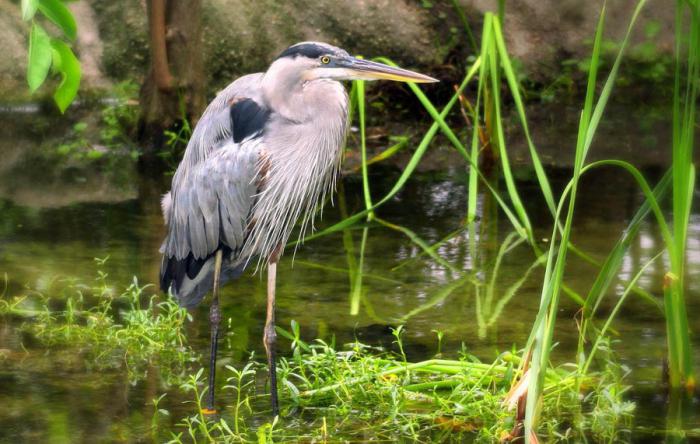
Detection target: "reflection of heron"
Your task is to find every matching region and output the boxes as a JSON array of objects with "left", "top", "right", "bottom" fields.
[{"left": 158, "top": 41, "right": 437, "bottom": 416}]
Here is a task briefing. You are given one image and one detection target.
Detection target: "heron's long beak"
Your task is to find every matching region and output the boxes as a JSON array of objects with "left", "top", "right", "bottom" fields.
[{"left": 339, "top": 57, "right": 438, "bottom": 83}]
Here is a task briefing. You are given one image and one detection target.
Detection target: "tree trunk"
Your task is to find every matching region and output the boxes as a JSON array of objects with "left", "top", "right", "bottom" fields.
[{"left": 139, "top": 0, "right": 204, "bottom": 148}]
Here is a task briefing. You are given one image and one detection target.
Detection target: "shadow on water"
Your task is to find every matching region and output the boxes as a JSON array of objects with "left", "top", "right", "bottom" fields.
[{"left": 1, "top": 102, "right": 699, "bottom": 442}]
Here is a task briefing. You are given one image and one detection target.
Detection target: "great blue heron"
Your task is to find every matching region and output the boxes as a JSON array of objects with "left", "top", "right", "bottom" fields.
[{"left": 159, "top": 41, "right": 437, "bottom": 416}]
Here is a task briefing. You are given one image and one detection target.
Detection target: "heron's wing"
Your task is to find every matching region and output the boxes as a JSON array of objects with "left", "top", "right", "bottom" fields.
[
  {"left": 162, "top": 138, "right": 262, "bottom": 260},
  {"left": 162, "top": 73, "right": 266, "bottom": 257},
  {"left": 159, "top": 74, "right": 271, "bottom": 304}
]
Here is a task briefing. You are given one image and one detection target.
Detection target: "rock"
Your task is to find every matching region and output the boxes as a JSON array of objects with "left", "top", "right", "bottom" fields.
[
  {"left": 203, "top": 0, "right": 437, "bottom": 76},
  {"left": 0, "top": 0, "right": 680, "bottom": 101},
  {"left": 90, "top": 0, "right": 443, "bottom": 90},
  {"left": 0, "top": 1, "right": 30, "bottom": 102},
  {"left": 70, "top": 1, "right": 111, "bottom": 90},
  {"left": 459, "top": 0, "right": 676, "bottom": 80},
  {"left": 88, "top": 0, "right": 149, "bottom": 83}
]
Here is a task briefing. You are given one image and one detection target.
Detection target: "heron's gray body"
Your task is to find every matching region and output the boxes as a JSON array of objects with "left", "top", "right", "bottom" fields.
[{"left": 160, "top": 55, "right": 349, "bottom": 307}]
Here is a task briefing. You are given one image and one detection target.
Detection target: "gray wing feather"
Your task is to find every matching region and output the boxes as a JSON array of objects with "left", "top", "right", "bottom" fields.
[
  {"left": 163, "top": 138, "right": 262, "bottom": 260},
  {"left": 161, "top": 73, "right": 265, "bottom": 261}
]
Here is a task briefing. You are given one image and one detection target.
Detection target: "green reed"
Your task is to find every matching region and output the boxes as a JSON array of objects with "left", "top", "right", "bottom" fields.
[
  {"left": 574, "top": 0, "right": 698, "bottom": 398},
  {"left": 364, "top": 0, "right": 695, "bottom": 438},
  {"left": 522, "top": 3, "right": 648, "bottom": 440},
  {"left": 665, "top": 0, "right": 698, "bottom": 390}
]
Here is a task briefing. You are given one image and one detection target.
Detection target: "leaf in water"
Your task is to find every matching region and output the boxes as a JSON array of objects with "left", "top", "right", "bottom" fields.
[
  {"left": 37, "top": 0, "right": 77, "bottom": 40},
  {"left": 21, "top": 0, "right": 38, "bottom": 21},
  {"left": 27, "top": 23, "right": 52, "bottom": 92},
  {"left": 50, "top": 40, "right": 81, "bottom": 113}
]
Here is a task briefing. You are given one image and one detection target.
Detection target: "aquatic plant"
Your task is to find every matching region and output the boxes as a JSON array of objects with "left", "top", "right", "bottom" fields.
[
  {"left": 4, "top": 0, "right": 696, "bottom": 441},
  {"left": 665, "top": 0, "right": 698, "bottom": 391},
  {"left": 517, "top": 1, "right": 700, "bottom": 441},
  {"left": 53, "top": 81, "right": 140, "bottom": 161},
  {"left": 158, "top": 323, "right": 633, "bottom": 443},
  {"left": 160, "top": 96, "right": 194, "bottom": 168},
  {"left": 0, "top": 261, "right": 198, "bottom": 384},
  {"left": 320, "top": 0, "right": 697, "bottom": 439}
]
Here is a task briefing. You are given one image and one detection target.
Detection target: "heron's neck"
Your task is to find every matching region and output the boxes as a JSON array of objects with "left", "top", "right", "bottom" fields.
[{"left": 246, "top": 73, "right": 349, "bottom": 268}]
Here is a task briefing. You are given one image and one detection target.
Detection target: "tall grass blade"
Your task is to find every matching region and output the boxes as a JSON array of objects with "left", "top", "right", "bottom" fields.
[
  {"left": 375, "top": 218, "right": 461, "bottom": 274},
  {"left": 492, "top": 19, "right": 557, "bottom": 218},
  {"left": 485, "top": 15, "right": 534, "bottom": 243},
  {"left": 350, "top": 227, "right": 369, "bottom": 316},
  {"left": 354, "top": 76, "right": 374, "bottom": 220},
  {"left": 582, "top": 252, "right": 664, "bottom": 375},
  {"left": 448, "top": 0, "right": 478, "bottom": 54},
  {"left": 582, "top": 168, "right": 671, "bottom": 322}
]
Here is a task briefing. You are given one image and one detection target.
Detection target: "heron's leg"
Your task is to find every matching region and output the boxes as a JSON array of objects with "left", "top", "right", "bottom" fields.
[
  {"left": 204, "top": 249, "right": 224, "bottom": 414},
  {"left": 264, "top": 252, "right": 280, "bottom": 416}
]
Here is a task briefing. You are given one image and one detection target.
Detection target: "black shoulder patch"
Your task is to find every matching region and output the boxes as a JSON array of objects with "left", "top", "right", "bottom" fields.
[
  {"left": 230, "top": 99, "right": 271, "bottom": 143},
  {"left": 276, "top": 43, "right": 329, "bottom": 60}
]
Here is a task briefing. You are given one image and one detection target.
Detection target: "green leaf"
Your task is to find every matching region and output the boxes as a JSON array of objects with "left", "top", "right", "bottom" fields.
[
  {"left": 50, "top": 40, "right": 81, "bottom": 113},
  {"left": 27, "top": 23, "right": 52, "bottom": 92},
  {"left": 37, "top": 0, "right": 77, "bottom": 40},
  {"left": 21, "top": 0, "right": 39, "bottom": 21}
]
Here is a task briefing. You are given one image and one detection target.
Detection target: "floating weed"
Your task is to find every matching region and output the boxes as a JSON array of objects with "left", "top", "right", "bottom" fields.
[
  {"left": 582, "top": 340, "right": 635, "bottom": 443},
  {"left": 162, "top": 324, "right": 634, "bottom": 443},
  {"left": 0, "top": 266, "right": 197, "bottom": 384}
]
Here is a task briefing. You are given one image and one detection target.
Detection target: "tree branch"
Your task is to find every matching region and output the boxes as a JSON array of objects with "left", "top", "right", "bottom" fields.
[{"left": 148, "top": 0, "right": 174, "bottom": 91}]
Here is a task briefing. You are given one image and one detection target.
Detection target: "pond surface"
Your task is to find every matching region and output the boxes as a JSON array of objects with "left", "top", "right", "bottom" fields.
[{"left": 1, "top": 101, "right": 699, "bottom": 442}]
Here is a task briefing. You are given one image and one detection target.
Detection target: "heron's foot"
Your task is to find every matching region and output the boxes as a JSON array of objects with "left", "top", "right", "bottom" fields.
[{"left": 201, "top": 407, "right": 218, "bottom": 416}]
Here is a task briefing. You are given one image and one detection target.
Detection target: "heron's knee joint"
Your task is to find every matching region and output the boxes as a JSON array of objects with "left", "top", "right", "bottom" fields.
[
  {"left": 209, "top": 306, "right": 222, "bottom": 326},
  {"left": 263, "top": 326, "right": 277, "bottom": 344}
]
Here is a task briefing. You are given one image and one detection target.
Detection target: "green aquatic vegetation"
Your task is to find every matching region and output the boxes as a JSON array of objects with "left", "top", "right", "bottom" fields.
[
  {"left": 0, "top": 263, "right": 198, "bottom": 384},
  {"left": 521, "top": 0, "right": 698, "bottom": 436},
  {"left": 158, "top": 324, "right": 634, "bottom": 443},
  {"left": 475, "top": 232, "right": 545, "bottom": 340},
  {"left": 569, "top": 20, "right": 675, "bottom": 89},
  {"left": 665, "top": 0, "right": 699, "bottom": 391},
  {"left": 448, "top": 0, "right": 478, "bottom": 54},
  {"left": 52, "top": 81, "right": 140, "bottom": 161},
  {"left": 99, "top": 81, "right": 141, "bottom": 150},
  {"left": 523, "top": 3, "right": 648, "bottom": 439},
  {"left": 295, "top": 3, "right": 695, "bottom": 440},
  {"left": 523, "top": 5, "right": 698, "bottom": 438},
  {"left": 160, "top": 95, "right": 195, "bottom": 170}
]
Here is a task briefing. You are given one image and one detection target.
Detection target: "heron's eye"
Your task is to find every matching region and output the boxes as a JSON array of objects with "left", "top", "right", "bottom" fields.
[{"left": 320, "top": 56, "right": 331, "bottom": 64}]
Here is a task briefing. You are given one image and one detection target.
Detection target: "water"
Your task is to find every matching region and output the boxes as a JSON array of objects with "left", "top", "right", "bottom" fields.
[{"left": 1, "top": 103, "right": 699, "bottom": 442}]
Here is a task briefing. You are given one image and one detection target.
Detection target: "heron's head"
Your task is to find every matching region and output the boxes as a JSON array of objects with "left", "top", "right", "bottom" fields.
[{"left": 267, "top": 41, "right": 438, "bottom": 85}]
